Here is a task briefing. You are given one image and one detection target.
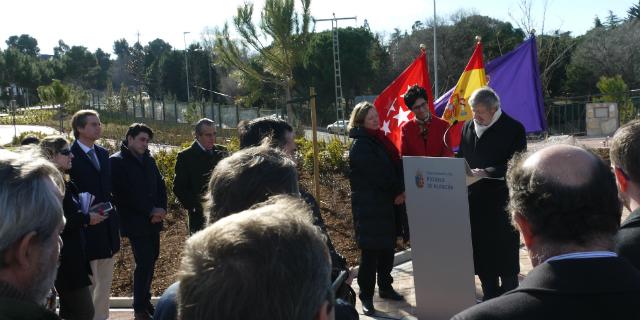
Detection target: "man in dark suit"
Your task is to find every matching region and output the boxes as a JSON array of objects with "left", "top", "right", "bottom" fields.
[
  {"left": 69, "top": 109, "right": 120, "bottom": 320},
  {"left": 452, "top": 144, "right": 640, "bottom": 320},
  {"left": 110, "top": 123, "right": 167, "bottom": 320},
  {"left": 458, "top": 87, "right": 526, "bottom": 300},
  {"left": 611, "top": 120, "right": 640, "bottom": 269},
  {"left": 173, "top": 118, "right": 227, "bottom": 234}
]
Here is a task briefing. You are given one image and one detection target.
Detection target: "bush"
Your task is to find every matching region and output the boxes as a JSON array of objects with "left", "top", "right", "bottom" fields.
[
  {"left": 296, "top": 137, "right": 350, "bottom": 175},
  {"left": 155, "top": 148, "right": 181, "bottom": 208}
]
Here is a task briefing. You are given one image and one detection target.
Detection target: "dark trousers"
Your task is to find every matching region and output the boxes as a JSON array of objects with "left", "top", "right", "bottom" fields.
[
  {"left": 188, "top": 209, "right": 205, "bottom": 235},
  {"left": 57, "top": 285, "right": 94, "bottom": 320},
  {"left": 478, "top": 273, "right": 519, "bottom": 301},
  {"left": 357, "top": 248, "right": 394, "bottom": 298},
  {"left": 130, "top": 233, "right": 161, "bottom": 312}
]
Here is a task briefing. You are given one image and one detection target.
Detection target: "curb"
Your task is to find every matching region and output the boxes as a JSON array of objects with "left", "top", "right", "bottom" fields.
[{"left": 107, "top": 248, "right": 413, "bottom": 308}]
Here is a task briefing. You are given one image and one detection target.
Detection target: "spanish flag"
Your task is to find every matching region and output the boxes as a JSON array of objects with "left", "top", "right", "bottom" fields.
[{"left": 442, "top": 38, "right": 487, "bottom": 147}]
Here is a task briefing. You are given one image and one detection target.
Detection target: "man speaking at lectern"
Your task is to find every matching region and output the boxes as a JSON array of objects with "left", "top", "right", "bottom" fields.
[{"left": 458, "top": 87, "right": 526, "bottom": 300}]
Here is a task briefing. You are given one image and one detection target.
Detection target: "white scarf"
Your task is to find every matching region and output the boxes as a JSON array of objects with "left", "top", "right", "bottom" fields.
[{"left": 474, "top": 108, "right": 502, "bottom": 138}]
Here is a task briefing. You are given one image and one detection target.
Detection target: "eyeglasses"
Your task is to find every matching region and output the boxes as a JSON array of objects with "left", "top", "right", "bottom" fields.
[
  {"left": 411, "top": 101, "right": 428, "bottom": 110},
  {"left": 59, "top": 149, "right": 72, "bottom": 156}
]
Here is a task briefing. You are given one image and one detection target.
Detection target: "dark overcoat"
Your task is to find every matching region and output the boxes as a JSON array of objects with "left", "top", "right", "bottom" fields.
[
  {"left": 69, "top": 141, "right": 120, "bottom": 260},
  {"left": 451, "top": 257, "right": 640, "bottom": 320},
  {"left": 173, "top": 141, "right": 227, "bottom": 232},
  {"left": 616, "top": 208, "right": 640, "bottom": 270},
  {"left": 348, "top": 127, "right": 403, "bottom": 250},
  {"left": 55, "top": 181, "right": 92, "bottom": 291},
  {"left": 110, "top": 142, "right": 167, "bottom": 238},
  {"left": 458, "top": 112, "right": 526, "bottom": 276}
]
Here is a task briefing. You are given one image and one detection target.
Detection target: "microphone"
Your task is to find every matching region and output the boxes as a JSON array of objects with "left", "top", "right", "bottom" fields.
[{"left": 443, "top": 119, "right": 459, "bottom": 155}]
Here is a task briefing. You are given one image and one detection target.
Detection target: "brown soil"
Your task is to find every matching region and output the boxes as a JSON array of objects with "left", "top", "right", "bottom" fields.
[{"left": 111, "top": 171, "right": 358, "bottom": 297}]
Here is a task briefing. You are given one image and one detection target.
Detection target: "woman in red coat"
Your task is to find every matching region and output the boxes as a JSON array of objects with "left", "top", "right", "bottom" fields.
[{"left": 400, "top": 85, "right": 454, "bottom": 157}]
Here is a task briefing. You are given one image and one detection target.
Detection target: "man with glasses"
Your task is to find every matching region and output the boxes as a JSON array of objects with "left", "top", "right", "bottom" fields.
[{"left": 458, "top": 87, "right": 526, "bottom": 301}]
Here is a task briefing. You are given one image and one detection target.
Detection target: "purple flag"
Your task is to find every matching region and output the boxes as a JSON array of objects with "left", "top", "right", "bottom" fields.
[{"left": 435, "top": 36, "right": 547, "bottom": 132}]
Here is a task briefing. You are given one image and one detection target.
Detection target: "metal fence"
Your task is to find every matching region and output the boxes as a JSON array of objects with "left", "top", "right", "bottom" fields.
[{"left": 86, "top": 92, "right": 284, "bottom": 129}]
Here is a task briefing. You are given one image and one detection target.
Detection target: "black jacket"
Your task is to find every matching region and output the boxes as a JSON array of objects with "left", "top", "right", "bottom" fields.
[
  {"left": 110, "top": 142, "right": 167, "bottom": 238},
  {"left": 616, "top": 208, "right": 640, "bottom": 270},
  {"left": 452, "top": 257, "right": 640, "bottom": 320},
  {"left": 458, "top": 112, "right": 526, "bottom": 276},
  {"left": 55, "top": 181, "right": 92, "bottom": 291},
  {"left": 173, "top": 141, "right": 227, "bottom": 213},
  {"left": 348, "top": 127, "right": 403, "bottom": 250},
  {"left": 69, "top": 141, "right": 120, "bottom": 260}
]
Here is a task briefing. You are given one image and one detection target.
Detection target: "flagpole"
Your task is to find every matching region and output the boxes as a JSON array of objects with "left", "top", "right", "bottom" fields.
[{"left": 433, "top": 0, "right": 438, "bottom": 99}]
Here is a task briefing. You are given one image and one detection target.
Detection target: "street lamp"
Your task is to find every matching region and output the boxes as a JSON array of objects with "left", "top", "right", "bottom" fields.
[{"left": 183, "top": 31, "right": 191, "bottom": 102}]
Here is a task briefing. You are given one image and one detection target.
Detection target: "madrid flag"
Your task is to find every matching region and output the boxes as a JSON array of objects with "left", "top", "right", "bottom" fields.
[
  {"left": 373, "top": 50, "right": 433, "bottom": 151},
  {"left": 441, "top": 40, "right": 487, "bottom": 147}
]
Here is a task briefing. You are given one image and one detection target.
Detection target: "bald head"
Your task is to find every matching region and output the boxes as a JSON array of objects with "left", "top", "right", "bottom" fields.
[
  {"left": 522, "top": 144, "right": 599, "bottom": 188},
  {"left": 507, "top": 143, "right": 621, "bottom": 247}
]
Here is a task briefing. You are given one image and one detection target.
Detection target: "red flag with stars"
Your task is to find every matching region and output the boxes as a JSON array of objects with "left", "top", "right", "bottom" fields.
[{"left": 373, "top": 51, "right": 433, "bottom": 151}]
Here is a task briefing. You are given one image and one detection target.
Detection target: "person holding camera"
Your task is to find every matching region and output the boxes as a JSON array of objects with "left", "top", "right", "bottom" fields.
[{"left": 110, "top": 123, "right": 167, "bottom": 320}]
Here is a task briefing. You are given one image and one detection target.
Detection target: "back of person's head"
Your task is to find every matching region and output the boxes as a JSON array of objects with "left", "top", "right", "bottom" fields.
[
  {"left": 178, "top": 195, "right": 332, "bottom": 320},
  {"left": 125, "top": 123, "right": 154, "bottom": 140},
  {"left": 71, "top": 109, "right": 99, "bottom": 139},
  {"left": 507, "top": 144, "right": 621, "bottom": 249},
  {"left": 610, "top": 120, "right": 640, "bottom": 184},
  {"left": 205, "top": 144, "right": 299, "bottom": 224},
  {"left": 402, "top": 84, "right": 427, "bottom": 110},
  {"left": 40, "top": 135, "right": 69, "bottom": 161},
  {"left": 348, "top": 101, "right": 375, "bottom": 130},
  {"left": 20, "top": 135, "right": 40, "bottom": 146},
  {"left": 0, "top": 149, "right": 65, "bottom": 302},
  {"left": 238, "top": 116, "right": 293, "bottom": 150}
]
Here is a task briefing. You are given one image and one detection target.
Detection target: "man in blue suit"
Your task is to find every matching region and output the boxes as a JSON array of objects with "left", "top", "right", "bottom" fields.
[{"left": 69, "top": 110, "right": 120, "bottom": 320}]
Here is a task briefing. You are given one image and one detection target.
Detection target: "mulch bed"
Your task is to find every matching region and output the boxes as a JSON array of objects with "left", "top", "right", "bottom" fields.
[{"left": 111, "top": 171, "right": 359, "bottom": 297}]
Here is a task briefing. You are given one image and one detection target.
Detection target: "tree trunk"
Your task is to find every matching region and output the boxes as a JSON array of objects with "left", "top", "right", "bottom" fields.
[{"left": 285, "top": 85, "right": 296, "bottom": 126}]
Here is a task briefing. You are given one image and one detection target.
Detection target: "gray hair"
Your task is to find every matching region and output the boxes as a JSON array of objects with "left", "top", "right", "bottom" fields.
[
  {"left": 194, "top": 118, "right": 216, "bottom": 136},
  {"left": 469, "top": 86, "right": 500, "bottom": 111},
  {"left": 179, "top": 195, "right": 331, "bottom": 320},
  {"left": 0, "top": 149, "right": 65, "bottom": 267}
]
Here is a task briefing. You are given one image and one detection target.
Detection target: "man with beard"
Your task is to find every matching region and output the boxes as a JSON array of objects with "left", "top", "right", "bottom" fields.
[{"left": 0, "top": 149, "right": 66, "bottom": 320}]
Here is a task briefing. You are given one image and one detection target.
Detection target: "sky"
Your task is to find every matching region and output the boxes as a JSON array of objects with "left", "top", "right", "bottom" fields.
[{"left": 0, "top": 0, "right": 634, "bottom": 55}]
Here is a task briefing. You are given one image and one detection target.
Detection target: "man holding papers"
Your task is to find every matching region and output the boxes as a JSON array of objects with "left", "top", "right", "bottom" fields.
[{"left": 458, "top": 87, "right": 526, "bottom": 300}]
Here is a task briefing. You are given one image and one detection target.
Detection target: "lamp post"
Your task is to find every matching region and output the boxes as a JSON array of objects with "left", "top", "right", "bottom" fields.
[{"left": 183, "top": 31, "right": 191, "bottom": 102}]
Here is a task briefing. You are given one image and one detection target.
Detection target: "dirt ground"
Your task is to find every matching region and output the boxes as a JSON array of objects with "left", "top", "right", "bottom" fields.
[{"left": 111, "top": 171, "right": 358, "bottom": 297}]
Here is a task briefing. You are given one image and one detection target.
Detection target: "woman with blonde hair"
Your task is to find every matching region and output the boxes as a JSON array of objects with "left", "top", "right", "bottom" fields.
[
  {"left": 348, "top": 102, "right": 405, "bottom": 316},
  {"left": 41, "top": 136, "right": 106, "bottom": 320}
]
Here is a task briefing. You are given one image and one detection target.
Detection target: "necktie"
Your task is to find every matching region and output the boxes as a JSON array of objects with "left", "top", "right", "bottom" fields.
[{"left": 87, "top": 149, "right": 101, "bottom": 170}]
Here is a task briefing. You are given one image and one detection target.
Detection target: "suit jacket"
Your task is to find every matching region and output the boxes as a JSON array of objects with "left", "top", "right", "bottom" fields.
[
  {"left": 458, "top": 112, "right": 526, "bottom": 276},
  {"left": 400, "top": 116, "right": 454, "bottom": 157},
  {"left": 55, "top": 181, "right": 92, "bottom": 291},
  {"left": 616, "top": 208, "right": 640, "bottom": 270},
  {"left": 173, "top": 141, "right": 227, "bottom": 213},
  {"left": 110, "top": 142, "right": 167, "bottom": 238},
  {"left": 451, "top": 257, "right": 640, "bottom": 320},
  {"left": 69, "top": 141, "right": 120, "bottom": 260}
]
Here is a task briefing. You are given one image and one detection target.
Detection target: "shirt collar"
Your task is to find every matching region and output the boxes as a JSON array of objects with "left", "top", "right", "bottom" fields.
[
  {"left": 545, "top": 251, "right": 618, "bottom": 263},
  {"left": 195, "top": 140, "right": 209, "bottom": 152},
  {"left": 76, "top": 140, "right": 94, "bottom": 153}
]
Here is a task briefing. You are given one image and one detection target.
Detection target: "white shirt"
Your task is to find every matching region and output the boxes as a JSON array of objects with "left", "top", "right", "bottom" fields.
[{"left": 76, "top": 140, "right": 100, "bottom": 167}]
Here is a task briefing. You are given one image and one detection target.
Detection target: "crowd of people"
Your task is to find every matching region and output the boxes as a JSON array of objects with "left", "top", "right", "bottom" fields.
[{"left": 1, "top": 85, "right": 640, "bottom": 320}]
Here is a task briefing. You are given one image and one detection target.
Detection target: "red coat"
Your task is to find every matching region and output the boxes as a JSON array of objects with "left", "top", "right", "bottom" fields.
[{"left": 400, "top": 116, "right": 454, "bottom": 157}]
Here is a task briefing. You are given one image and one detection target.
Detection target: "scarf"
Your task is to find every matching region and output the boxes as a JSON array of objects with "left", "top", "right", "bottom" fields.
[
  {"left": 365, "top": 128, "right": 401, "bottom": 164},
  {"left": 474, "top": 108, "right": 502, "bottom": 138}
]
